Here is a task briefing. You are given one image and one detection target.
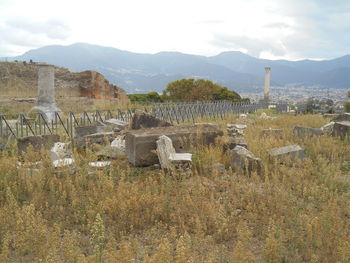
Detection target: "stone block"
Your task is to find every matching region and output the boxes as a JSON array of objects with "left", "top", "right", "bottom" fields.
[
  {"left": 104, "top": 118, "right": 128, "bottom": 131},
  {"left": 223, "top": 136, "right": 248, "bottom": 152},
  {"left": 17, "top": 134, "right": 60, "bottom": 153},
  {"left": 293, "top": 126, "right": 324, "bottom": 137},
  {"left": 321, "top": 122, "right": 335, "bottom": 135},
  {"left": 50, "top": 142, "right": 72, "bottom": 162},
  {"left": 268, "top": 144, "right": 306, "bottom": 163},
  {"left": 331, "top": 113, "right": 350, "bottom": 123},
  {"left": 97, "top": 136, "right": 126, "bottom": 160},
  {"left": 332, "top": 121, "right": 350, "bottom": 139},
  {"left": 156, "top": 135, "right": 192, "bottom": 170},
  {"left": 74, "top": 125, "right": 107, "bottom": 147},
  {"left": 131, "top": 109, "right": 172, "bottom": 130},
  {"left": 229, "top": 146, "right": 263, "bottom": 175},
  {"left": 126, "top": 123, "right": 223, "bottom": 167},
  {"left": 84, "top": 132, "right": 116, "bottom": 148},
  {"left": 227, "top": 124, "right": 246, "bottom": 137}
]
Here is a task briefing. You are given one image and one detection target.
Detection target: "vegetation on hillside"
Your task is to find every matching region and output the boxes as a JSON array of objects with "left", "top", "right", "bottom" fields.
[
  {"left": 0, "top": 113, "right": 350, "bottom": 262},
  {"left": 128, "top": 79, "right": 247, "bottom": 105},
  {"left": 128, "top": 92, "right": 163, "bottom": 104}
]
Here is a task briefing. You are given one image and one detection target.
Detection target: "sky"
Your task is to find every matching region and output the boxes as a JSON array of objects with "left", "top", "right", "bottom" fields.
[{"left": 0, "top": 0, "right": 350, "bottom": 60}]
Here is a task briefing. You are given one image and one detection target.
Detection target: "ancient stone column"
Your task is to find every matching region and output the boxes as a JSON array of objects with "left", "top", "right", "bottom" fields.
[
  {"left": 32, "top": 64, "right": 61, "bottom": 121},
  {"left": 264, "top": 67, "right": 271, "bottom": 104},
  {"left": 38, "top": 65, "right": 55, "bottom": 106}
]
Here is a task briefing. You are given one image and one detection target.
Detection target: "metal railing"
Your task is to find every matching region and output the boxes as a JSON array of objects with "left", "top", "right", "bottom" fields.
[
  {"left": 0, "top": 109, "right": 133, "bottom": 139},
  {"left": 0, "top": 101, "right": 288, "bottom": 139},
  {"left": 149, "top": 101, "right": 267, "bottom": 124}
]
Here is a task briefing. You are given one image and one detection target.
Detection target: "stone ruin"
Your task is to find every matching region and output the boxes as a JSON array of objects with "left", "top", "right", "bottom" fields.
[
  {"left": 156, "top": 135, "right": 192, "bottom": 173},
  {"left": 31, "top": 64, "right": 61, "bottom": 121},
  {"left": 20, "top": 108, "right": 350, "bottom": 178}
]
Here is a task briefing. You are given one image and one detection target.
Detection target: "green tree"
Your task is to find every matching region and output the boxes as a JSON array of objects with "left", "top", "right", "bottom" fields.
[
  {"left": 163, "top": 78, "right": 242, "bottom": 102},
  {"left": 344, "top": 91, "right": 350, "bottom": 113}
]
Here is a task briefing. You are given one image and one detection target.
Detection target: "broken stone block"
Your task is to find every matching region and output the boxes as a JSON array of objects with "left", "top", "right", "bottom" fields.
[
  {"left": 227, "top": 124, "right": 246, "bottom": 137},
  {"left": 74, "top": 125, "right": 107, "bottom": 147},
  {"left": 331, "top": 113, "right": 350, "bottom": 123},
  {"left": 97, "top": 135, "right": 126, "bottom": 160},
  {"left": 126, "top": 123, "right": 223, "bottom": 167},
  {"left": 84, "top": 132, "right": 116, "bottom": 148},
  {"left": 229, "top": 146, "right": 263, "bottom": 175},
  {"left": 104, "top": 118, "right": 128, "bottom": 131},
  {"left": 332, "top": 121, "right": 350, "bottom": 139},
  {"left": 260, "top": 128, "right": 283, "bottom": 138},
  {"left": 89, "top": 161, "right": 111, "bottom": 168},
  {"left": 293, "top": 126, "right": 324, "bottom": 137},
  {"left": 321, "top": 122, "right": 335, "bottom": 135},
  {"left": 52, "top": 158, "right": 74, "bottom": 168},
  {"left": 156, "top": 135, "right": 192, "bottom": 170},
  {"left": 50, "top": 142, "right": 72, "bottom": 162},
  {"left": 131, "top": 109, "right": 172, "bottom": 130},
  {"left": 223, "top": 136, "right": 248, "bottom": 152},
  {"left": 17, "top": 134, "right": 60, "bottom": 153},
  {"left": 268, "top": 144, "right": 307, "bottom": 163}
]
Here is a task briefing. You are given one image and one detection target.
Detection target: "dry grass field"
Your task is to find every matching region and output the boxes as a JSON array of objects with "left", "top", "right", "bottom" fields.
[{"left": 0, "top": 112, "right": 349, "bottom": 262}]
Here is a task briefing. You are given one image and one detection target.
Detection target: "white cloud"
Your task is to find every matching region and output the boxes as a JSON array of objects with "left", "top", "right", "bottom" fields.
[{"left": 0, "top": 0, "right": 349, "bottom": 60}]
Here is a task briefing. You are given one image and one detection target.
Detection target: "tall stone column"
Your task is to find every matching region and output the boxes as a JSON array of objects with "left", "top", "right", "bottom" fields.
[
  {"left": 264, "top": 67, "right": 271, "bottom": 105},
  {"left": 32, "top": 64, "right": 61, "bottom": 121},
  {"left": 38, "top": 65, "right": 55, "bottom": 106}
]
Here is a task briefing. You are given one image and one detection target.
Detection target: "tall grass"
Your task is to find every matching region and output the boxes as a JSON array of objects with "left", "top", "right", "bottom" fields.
[{"left": 0, "top": 113, "right": 349, "bottom": 262}]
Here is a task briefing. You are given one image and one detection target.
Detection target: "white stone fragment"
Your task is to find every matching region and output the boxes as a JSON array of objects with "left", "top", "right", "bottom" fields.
[
  {"left": 52, "top": 158, "right": 74, "bottom": 168},
  {"left": 50, "top": 142, "right": 72, "bottom": 162},
  {"left": 156, "top": 135, "right": 192, "bottom": 170},
  {"left": 89, "top": 161, "right": 111, "bottom": 168}
]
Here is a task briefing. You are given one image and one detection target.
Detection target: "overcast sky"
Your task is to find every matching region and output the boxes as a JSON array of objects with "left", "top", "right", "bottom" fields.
[{"left": 1, "top": 0, "right": 350, "bottom": 60}]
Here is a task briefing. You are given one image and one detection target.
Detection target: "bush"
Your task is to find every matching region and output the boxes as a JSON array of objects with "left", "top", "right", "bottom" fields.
[
  {"left": 128, "top": 92, "right": 163, "bottom": 104},
  {"left": 344, "top": 101, "right": 350, "bottom": 113}
]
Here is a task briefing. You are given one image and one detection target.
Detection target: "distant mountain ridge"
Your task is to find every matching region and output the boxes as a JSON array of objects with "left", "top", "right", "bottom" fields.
[{"left": 2, "top": 43, "right": 350, "bottom": 93}]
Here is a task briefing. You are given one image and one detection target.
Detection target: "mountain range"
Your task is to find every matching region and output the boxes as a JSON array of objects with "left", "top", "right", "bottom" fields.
[{"left": 2, "top": 43, "right": 350, "bottom": 94}]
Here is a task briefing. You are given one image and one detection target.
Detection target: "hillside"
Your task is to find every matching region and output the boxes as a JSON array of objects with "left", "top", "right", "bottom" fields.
[{"left": 2, "top": 43, "right": 350, "bottom": 93}]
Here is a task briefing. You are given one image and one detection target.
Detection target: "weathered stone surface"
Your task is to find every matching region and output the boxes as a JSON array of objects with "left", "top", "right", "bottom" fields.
[
  {"left": 260, "top": 128, "right": 283, "bottom": 138},
  {"left": 131, "top": 109, "right": 172, "bottom": 130},
  {"left": 331, "top": 113, "right": 350, "bottom": 123},
  {"left": 74, "top": 125, "right": 107, "bottom": 147},
  {"left": 229, "top": 146, "right": 263, "bottom": 175},
  {"left": 97, "top": 136, "right": 126, "bottom": 159},
  {"left": 89, "top": 161, "right": 111, "bottom": 168},
  {"left": 293, "top": 126, "right": 324, "bottom": 137},
  {"left": 84, "top": 132, "right": 116, "bottom": 148},
  {"left": 32, "top": 64, "right": 61, "bottom": 121},
  {"left": 50, "top": 142, "right": 72, "bottom": 162},
  {"left": 332, "top": 121, "right": 350, "bottom": 139},
  {"left": 104, "top": 118, "right": 128, "bottom": 131},
  {"left": 17, "top": 134, "right": 60, "bottom": 153},
  {"left": 321, "top": 121, "right": 335, "bottom": 135},
  {"left": 156, "top": 135, "right": 192, "bottom": 170},
  {"left": 227, "top": 124, "right": 246, "bottom": 137},
  {"left": 268, "top": 144, "right": 307, "bottom": 163},
  {"left": 52, "top": 158, "right": 74, "bottom": 168},
  {"left": 223, "top": 136, "right": 248, "bottom": 152},
  {"left": 126, "top": 124, "right": 223, "bottom": 166}
]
